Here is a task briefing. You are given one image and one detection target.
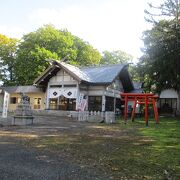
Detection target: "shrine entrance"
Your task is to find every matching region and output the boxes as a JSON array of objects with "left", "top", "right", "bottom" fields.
[
  {"left": 120, "top": 93, "right": 159, "bottom": 126},
  {"left": 59, "top": 96, "right": 76, "bottom": 111},
  {"left": 49, "top": 96, "right": 76, "bottom": 111}
]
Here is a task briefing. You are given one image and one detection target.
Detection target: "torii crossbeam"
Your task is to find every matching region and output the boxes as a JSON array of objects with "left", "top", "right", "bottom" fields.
[{"left": 120, "top": 93, "right": 159, "bottom": 126}]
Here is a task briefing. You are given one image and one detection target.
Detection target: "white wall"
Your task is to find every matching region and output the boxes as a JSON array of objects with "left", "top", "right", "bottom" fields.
[
  {"left": 160, "top": 89, "right": 178, "bottom": 98},
  {"left": 160, "top": 89, "right": 179, "bottom": 112},
  {"left": 44, "top": 69, "right": 124, "bottom": 111},
  {"left": 49, "top": 69, "right": 76, "bottom": 84},
  {"left": 46, "top": 69, "right": 79, "bottom": 109}
]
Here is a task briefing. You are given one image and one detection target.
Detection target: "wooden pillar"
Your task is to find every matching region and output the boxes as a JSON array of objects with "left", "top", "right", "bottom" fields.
[
  {"left": 124, "top": 95, "right": 128, "bottom": 123},
  {"left": 114, "top": 97, "right": 116, "bottom": 113},
  {"left": 152, "top": 98, "right": 159, "bottom": 124},
  {"left": 45, "top": 84, "right": 50, "bottom": 109},
  {"left": 76, "top": 83, "right": 80, "bottom": 110},
  {"left": 145, "top": 96, "right": 148, "bottom": 126},
  {"left": 102, "top": 95, "right": 106, "bottom": 112},
  {"left": 131, "top": 97, "right": 137, "bottom": 122}
]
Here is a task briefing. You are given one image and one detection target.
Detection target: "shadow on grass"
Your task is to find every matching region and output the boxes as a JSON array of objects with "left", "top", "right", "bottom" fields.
[{"left": 2, "top": 117, "right": 179, "bottom": 179}]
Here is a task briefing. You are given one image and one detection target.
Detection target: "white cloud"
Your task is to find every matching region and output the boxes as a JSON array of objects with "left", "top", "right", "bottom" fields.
[
  {"left": 27, "top": 0, "right": 150, "bottom": 61},
  {"left": 0, "top": 0, "right": 164, "bottom": 63},
  {"left": 0, "top": 25, "right": 24, "bottom": 39}
]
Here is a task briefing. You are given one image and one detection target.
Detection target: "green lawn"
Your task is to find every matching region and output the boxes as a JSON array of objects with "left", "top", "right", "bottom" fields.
[{"left": 26, "top": 117, "right": 180, "bottom": 180}]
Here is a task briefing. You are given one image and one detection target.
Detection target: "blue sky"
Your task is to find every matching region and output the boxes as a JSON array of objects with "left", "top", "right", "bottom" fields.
[{"left": 0, "top": 0, "right": 162, "bottom": 62}]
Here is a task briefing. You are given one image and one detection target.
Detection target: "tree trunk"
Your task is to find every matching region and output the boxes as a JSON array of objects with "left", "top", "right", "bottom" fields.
[{"left": 177, "top": 90, "right": 180, "bottom": 115}]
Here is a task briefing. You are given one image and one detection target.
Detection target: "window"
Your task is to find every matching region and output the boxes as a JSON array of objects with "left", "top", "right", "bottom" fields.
[
  {"left": 10, "top": 97, "right": 17, "bottom": 104},
  {"left": 50, "top": 85, "right": 62, "bottom": 88},
  {"left": 63, "top": 84, "right": 76, "bottom": 87},
  {"left": 88, "top": 96, "right": 102, "bottom": 111},
  {"left": 49, "top": 97, "right": 76, "bottom": 111},
  {"left": 34, "top": 98, "right": 41, "bottom": 109},
  {"left": 49, "top": 98, "right": 58, "bottom": 110},
  {"left": 159, "top": 98, "right": 177, "bottom": 114},
  {"left": 58, "top": 96, "right": 76, "bottom": 111},
  {"left": 105, "top": 96, "right": 114, "bottom": 111}
]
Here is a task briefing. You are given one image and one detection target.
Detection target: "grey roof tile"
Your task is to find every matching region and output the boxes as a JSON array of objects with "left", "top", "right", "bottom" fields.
[
  {"left": 60, "top": 62, "right": 91, "bottom": 82},
  {"left": 60, "top": 62, "right": 126, "bottom": 84},
  {"left": 1, "top": 85, "right": 42, "bottom": 93},
  {"left": 81, "top": 64, "right": 125, "bottom": 83}
]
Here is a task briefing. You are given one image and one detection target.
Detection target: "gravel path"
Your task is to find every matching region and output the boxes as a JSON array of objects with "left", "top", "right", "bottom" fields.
[
  {"left": 0, "top": 115, "right": 111, "bottom": 180},
  {"left": 0, "top": 141, "right": 108, "bottom": 180}
]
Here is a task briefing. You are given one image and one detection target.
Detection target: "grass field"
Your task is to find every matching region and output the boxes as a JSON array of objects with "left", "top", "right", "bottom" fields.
[{"left": 25, "top": 117, "right": 180, "bottom": 180}]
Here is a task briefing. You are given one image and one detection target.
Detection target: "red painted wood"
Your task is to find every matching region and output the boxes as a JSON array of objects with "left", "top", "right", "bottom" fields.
[
  {"left": 124, "top": 95, "right": 128, "bottom": 123},
  {"left": 131, "top": 97, "right": 137, "bottom": 122},
  {"left": 145, "top": 96, "right": 148, "bottom": 126},
  {"left": 152, "top": 98, "right": 159, "bottom": 124},
  {"left": 120, "top": 93, "right": 159, "bottom": 126}
]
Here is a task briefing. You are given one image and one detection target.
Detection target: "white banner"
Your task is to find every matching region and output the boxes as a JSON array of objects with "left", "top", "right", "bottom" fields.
[
  {"left": 2, "top": 91, "right": 9, "bottom": 118},
  {"left": 77, "top": 93, "right": 87, "bottom": 111}
]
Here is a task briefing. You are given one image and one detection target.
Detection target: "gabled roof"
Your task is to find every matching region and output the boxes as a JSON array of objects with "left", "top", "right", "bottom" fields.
[
  {"left": 81, "top": 64, "right": 126, "bottom": 84},
  {"left": 1, "top": 85, "right": 43, "bottom": 94},
  {"left": 133, "top": 82, "right": 143, "bottom": 89},
  {"left": 130, "top": 82, "right": 144, "bottom": 93},
  {"left": 58, "top": 62, "right": 91, "bottom": 82},
  {"left": 34, "top": 60, "right": 131, "bottom": 85},
  {"left": 61, "top": 61, "right": 127, "bottom": 83}
]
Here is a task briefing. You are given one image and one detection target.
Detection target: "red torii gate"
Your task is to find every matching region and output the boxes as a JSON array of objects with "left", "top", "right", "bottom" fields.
[{"left": 120, "top": 93, "right": 159, "bottom": 126}]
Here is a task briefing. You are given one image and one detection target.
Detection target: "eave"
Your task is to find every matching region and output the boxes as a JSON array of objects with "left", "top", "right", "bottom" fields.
[{"left": 33, "top": 65, "right": 60, "bottom": 86}]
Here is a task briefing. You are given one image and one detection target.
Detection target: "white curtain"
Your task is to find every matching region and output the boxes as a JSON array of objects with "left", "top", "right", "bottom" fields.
[{"left": 49, "top": 88, "right": 77, "bottom": 99}]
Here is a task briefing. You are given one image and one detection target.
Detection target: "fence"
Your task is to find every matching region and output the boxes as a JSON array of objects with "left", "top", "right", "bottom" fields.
[{"left": 71, "top": 111, "right": 115, "bottom": 124}]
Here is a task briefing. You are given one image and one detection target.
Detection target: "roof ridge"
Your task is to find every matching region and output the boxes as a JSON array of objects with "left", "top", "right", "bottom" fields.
[
  {"left": 80, "top": 63, "right": 127, "bottom": 69},
  {"left": 55, "top": 60, "right": 92, "bottom": 82},
  {"left": 1, "top": 85, "right": 36, "bottom": 88},
  {"left": 54, "top": 59, "right": 127, "bottom": 69}
]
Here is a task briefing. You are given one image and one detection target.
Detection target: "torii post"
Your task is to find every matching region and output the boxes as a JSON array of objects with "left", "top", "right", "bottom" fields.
[{"left": 120, "top": 93, "right": 159, "bottom": 126}]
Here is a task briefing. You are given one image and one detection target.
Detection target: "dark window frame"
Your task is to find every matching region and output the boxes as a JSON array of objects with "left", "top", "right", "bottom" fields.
[
  {"left": 88, "top": 96, "right": 102, "bottom": 111},
  {"left": 159, "top": 98, "right": 177, "bottom": 114},
  {"left": 50, "top": 85, "right": 62, "bottom": 88},
  {"left": 10, "top": 97, "right": 18, "bottom": 104},
  {"left": 63, "top": 84, "right": 77, "bottom": 87},
  {"left": 105, "top": 96, "right": 114, "bottom": 111}
]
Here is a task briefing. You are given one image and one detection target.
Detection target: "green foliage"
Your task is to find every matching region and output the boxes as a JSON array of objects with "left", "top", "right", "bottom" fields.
[
  {"left": 0, "top": 24, "right": 135, "bottom": 86},
  {"left": 0, "top": 34, "right": 18, "bottom": 85},
  {"left": 128, "top": 64, "right": 144, "bottom": 83},
  {"left": 72, "top": 36, "right": 101, "bottom": 66},
  {"left": 0, "top": 25, "right": 102, "bottom": 85},
  {"left": 100, "top": 50, "right": 136, "bottom": 83},
  {"left": 100, "top": 50, "right": 133, "bottom": 65},
  {"left": 15, "top": 25, "right": 76, "bottom": 85},
  {"left": 137, "top": 0, "right": 180, "bottom": 92}
]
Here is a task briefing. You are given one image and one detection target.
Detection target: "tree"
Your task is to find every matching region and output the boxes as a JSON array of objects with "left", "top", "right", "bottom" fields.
[
  {"left": 0, "top": 34, "right": 18, "bottom": 85},
  {"left": 14, "top": 25, "right": 101, "bottom": 85},
  {"left": 137, "top": 0, "right": 180, "bottom": 93},
  {"left": 145, "top": 0, "right": 180, "bottom": 23},
  {"left": 72, "top": 36, "right": 101, "bottom": 66},
  {"left": 100, "top": 50, "right": 133, "bottom": 65},
  {"left": 14, "top": 25, "right": 75, "bottom": 85}
]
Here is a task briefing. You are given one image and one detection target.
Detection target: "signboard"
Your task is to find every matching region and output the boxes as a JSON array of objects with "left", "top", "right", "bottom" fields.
[{"left": 2, "top": 91, "right": 9, "bottom": 118}]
